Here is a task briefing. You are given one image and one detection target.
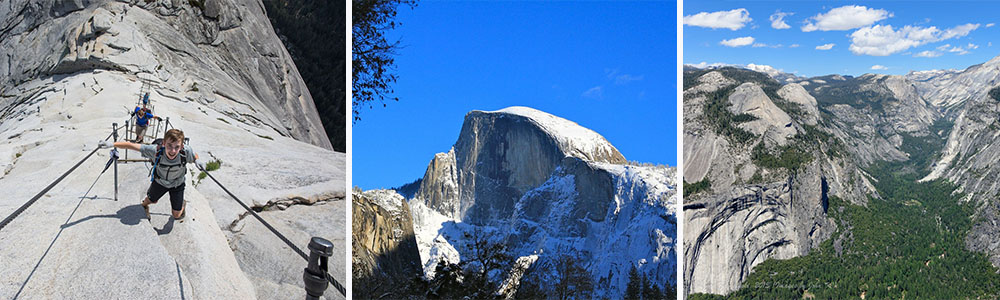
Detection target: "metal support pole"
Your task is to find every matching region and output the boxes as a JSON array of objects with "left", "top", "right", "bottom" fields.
[
  {"left": 124, "top": 120, "right": 129, "bottom": 160},
  {"left": 112, "top": 123, "right": 118, "bottom": 201},
  {"left": 303, "top": 237, "right": 333, "bottom": 300}
]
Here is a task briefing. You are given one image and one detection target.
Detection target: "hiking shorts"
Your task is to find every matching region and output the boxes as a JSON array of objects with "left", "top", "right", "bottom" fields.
[
  {"left": 135, "top": 125, "right": 147, "bottom": 141},
  {"left": 147, "top": 181, "right": 185, "bottom": 211}
]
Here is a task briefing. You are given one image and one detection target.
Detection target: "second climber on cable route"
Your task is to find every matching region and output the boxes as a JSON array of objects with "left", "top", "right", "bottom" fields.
[{"left": 132, "top": 93, "right": 160, "bottom": 144}]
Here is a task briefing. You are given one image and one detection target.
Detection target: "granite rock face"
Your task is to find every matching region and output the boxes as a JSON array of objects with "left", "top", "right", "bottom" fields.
[
  {"left": 916, "top": 56, "right": 1000, "bottom": 268},
  {"left": 683, "top": 67, "right": 877, "bottom": 296},
  {"left": 685, "top": 57, "right": 1000, "bottom": 296},
  {"left": 416, "top": 106, "right": 626, "bottom": 224},
  {"left": 0, "top": 1, "right": 344, "bottom": 298},
  {"left": 0, "top": 0, "right": 331, "bottom": 150},
  {"left": 361, "top": 106, "right": 676, "bottom": 298},
  {"left": 352, "top": 190, "right": 423, "bottom": 299},
  {"left": 726, "top": 82, "right": 795, "bottom": 145}
]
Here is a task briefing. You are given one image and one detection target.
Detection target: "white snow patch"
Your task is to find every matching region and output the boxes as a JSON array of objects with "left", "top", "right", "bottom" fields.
[
  {"left": 362, "top": 189, "right": 405, "bottom": 214},
  {"left": 485, "top": 106, "right": 622, "bottom": 161},
  {"left": 408, "top": 199, "right": 461, "bottom": 278}
]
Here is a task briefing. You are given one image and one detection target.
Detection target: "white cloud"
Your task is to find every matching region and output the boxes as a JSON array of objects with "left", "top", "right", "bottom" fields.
[
  {"left": 849, "top": 23, "right": 981, "bottom": 56},
  {"left": 752, "top": 43, "right": 768, "bottom": 48},
  {"left": 871, "top": 65, "right": 888, "bottom": 70},
  {"left": 816, "top": 43, "right": 835, "bottom": 50},
  {"left": 604, "top": 69, "right": 644, "bottom": 85},
  {"left": 915, "top": 50, "right": 942, "bottom": 58},
  {"left": 987, "top": 23, "right": 995, "bottom": 28},
  {"left": 937, "top": 43, "right": 978, "bottom": 55},
  {"left": 720, "top": 36, "right": 755, "bottom": 47},
  {"left": 582, "top": 86, "right": 603, "bottom": 99},
  {"left": 770, "top": 11, "right": 792, "bottom": 29},
  {"left": 683, "top": 8, "right": 752, "bottom": 30},
  {"left": 746, "top": 63, "right": 784, "bottom": 77},
  {"left": 789, "top": 44, "right": 800, "bottom": 48},
  {"left": 940, "top": 23, "right": 981, "bottom": 40},
  {"left": 614, "top": 74, "right": 644, "bottom": 85},
  {"left": 802, "top": 5, "right": 891, "bottom": 32}
]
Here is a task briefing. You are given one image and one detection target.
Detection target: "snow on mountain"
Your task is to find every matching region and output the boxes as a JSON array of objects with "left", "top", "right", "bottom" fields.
[
  {"left": 488, "top": 106, "right": 625, "bottom": 163},
  {"left": 398, "top": 106, "right": 676, "bottom": 297},
  {"left": 409, "top": 198, "right": 461, "bottom": 278}
]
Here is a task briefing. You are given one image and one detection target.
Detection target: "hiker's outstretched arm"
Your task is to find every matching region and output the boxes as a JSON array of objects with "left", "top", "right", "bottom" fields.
[{"left": 113, "top": 141, "right": 141, "bottom": 151}]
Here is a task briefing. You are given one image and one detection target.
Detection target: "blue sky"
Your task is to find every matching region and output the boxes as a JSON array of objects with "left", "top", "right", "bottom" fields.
[
  {"left": 684, "top": 1, "right": 1000, "bottom": 77},
  {"left": 354, "top": 1, "right": 676, "bottom": 190}
]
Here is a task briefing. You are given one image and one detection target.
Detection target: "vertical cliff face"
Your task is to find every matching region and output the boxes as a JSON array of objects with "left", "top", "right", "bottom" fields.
[
  {"left": 413, "top": 149, "right": 459, "bottom": 218},
  {"left": 416, "top": 106, "right": 626, "bottom": 224},
  {"left": 399, "top": 106, "right": 675, "bottom": 298},
  {"left": 914, "top": 56, "right": 1000, "bottom": 268},
  {"left": 352, "top": 190, "right": 423, "bottom": 299}
]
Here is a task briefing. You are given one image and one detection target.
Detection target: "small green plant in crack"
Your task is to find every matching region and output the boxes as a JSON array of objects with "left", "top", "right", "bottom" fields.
[
  {"left": 206, "top": 159, "right": 221, "bottom": 171},
  {"left": 196, "top": 159, "right": 222, "bottom": 184}
]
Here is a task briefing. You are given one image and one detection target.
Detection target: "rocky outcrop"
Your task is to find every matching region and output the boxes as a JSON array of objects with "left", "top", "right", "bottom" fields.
[
  {"left": 413, "top": 149, "right": 459, "bottom": 218},
  {"left": 352, "top": 190, "right": 423, "bottom": 299},
  {"left": 399, "top": 106, "right": 675, "bottom": 298},
  {"left": 416, "top": 106, "right": 626, "bottom": 223},
  {"left": 685, "top": 162, "right": 834, "bottom": 295},
  {"left": 726, "top": 82, "right": 795, "bottom": 145},
  {"left": 777, "top": 83, "right": 819, "bottom": 125}
]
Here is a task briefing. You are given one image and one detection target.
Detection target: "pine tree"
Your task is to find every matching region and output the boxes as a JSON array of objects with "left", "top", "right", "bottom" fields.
[
  {"left": 625, "top": 265, "right": 642, "bottom": 299},
  {"left": 352, "top": 0, "right": 417, "bottom": 121},
  {"left": 554, "top": 254, "right": 593, "bottom": 300}
]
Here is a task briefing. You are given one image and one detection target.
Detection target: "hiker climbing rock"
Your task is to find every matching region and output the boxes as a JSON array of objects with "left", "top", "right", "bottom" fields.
[
  {"left": 99, "top": 129, "right": 205, "bottom": 221},
  {"left": 131, "top": 93, "right": 160, "bottom": 143}
]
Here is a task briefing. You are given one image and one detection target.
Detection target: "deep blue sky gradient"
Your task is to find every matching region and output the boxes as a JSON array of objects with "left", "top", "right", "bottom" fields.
[
  {"left": 354, "top": 1, "right": 676, "bottom": 189},
  {"left": 685, "top": 1, "right": 1000, "bottom": 77}
]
